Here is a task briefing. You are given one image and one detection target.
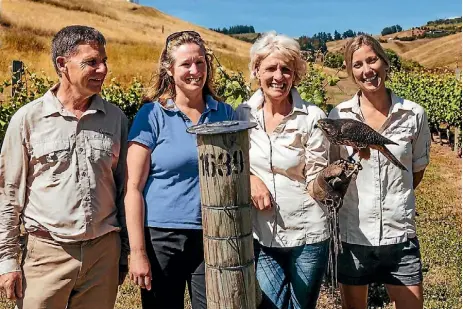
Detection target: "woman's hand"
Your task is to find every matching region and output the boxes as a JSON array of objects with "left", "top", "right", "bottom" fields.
[
  {"left": 129, "top": 250, "right": 152, "bottom": 290},
  {"left": 250, "top": 175, "right": 273, "bottom": 210}
]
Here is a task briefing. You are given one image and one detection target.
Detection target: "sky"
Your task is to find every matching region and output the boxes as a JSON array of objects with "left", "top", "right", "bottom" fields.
[{"left": 140, "top": 0, "right": 462, "bottom": 38}]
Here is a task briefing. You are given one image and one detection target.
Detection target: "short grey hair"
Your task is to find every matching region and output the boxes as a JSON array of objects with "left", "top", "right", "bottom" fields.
[
  {"left": 51, "top": 25, "right": 106, "bottom": 76},
  {"left": 249, "top": 31, "right": 306, "bottom": 86}
]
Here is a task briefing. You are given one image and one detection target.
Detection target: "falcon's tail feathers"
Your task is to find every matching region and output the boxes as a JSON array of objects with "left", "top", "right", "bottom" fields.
[{"left": 376, "top": 145, "right": 408, "bottom": 171}]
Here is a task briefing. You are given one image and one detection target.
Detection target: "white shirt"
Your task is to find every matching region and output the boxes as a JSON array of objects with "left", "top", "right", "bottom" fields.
[
  {"left": 329, "top": 91, "right": 431, "bottom": 246},
  {"left": 236, "top": 88, "right": 329, "bottom": 247}
]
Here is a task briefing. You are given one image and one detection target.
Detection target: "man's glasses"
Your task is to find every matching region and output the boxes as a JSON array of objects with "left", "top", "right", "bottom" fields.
[{"left": 165, "top": 30, "right": 201, "bottom": 45}]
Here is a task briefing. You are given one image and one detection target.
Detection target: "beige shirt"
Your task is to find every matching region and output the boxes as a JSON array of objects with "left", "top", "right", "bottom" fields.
[
  {"left": 0, "top": 85, "right": 129, "bottom": 275},
  {"left": 236, "top": 89, "right": 329, "bottom": 247},
  {"left": 329, "top": 91, "right": 431, "bottom": 246}
]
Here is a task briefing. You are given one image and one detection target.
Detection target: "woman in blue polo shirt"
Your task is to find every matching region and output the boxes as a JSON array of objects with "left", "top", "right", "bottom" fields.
[{"left": 124, "top": 31, "right": 235, "bottom": 309}]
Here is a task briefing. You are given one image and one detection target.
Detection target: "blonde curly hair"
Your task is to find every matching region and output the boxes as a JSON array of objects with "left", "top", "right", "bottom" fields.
[{"left": 249, "top": 31, "right": 306, "bottom": 86}]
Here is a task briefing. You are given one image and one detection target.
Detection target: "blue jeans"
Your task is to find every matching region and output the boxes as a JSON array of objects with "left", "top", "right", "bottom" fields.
[{"left": 255, "top": 239, "right": 329, "bottom": 309}]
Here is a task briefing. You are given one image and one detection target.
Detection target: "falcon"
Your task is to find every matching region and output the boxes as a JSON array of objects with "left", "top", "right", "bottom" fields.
[{"left": 316, "top": 118, "right": 407, "bottom": 171}]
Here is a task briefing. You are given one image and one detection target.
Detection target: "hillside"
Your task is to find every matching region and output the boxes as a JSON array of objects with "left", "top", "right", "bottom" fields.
[
  {"left": 0, "top": 0, "right": 252, "bottom": 83},
  {"left": 326, "top": 32, "right": 462, "bottom": 68},
  {"left": 401, "top": 33, "right": 462, "bottom": 68},
  {"left": 1, "top": 0, "right": 460, "bottom": 85},
  {"left": 230, "top": 33, "right": 260, "bottom": 43}
]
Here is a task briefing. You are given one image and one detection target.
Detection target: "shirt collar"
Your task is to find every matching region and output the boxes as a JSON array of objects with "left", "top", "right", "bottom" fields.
[
  {"left": 160, "top": 95, "right": 219, "bottom": 113},
  {"left": 245, "top": 88, "right": 309, "bottom": 115},
  {"left": 42, "top": 83, "right": 106, "bottom": 117},
  {"left": 339, "top": 89, "right": 413, "bottom": 116}
]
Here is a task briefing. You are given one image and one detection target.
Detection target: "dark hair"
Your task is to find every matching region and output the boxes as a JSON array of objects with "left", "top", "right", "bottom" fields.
[
  {"left": 51, "top": 25, "right": 106, "bottom": 76},
  {"left": 143, "top": 31, "right": 220, "bottom": 104}
]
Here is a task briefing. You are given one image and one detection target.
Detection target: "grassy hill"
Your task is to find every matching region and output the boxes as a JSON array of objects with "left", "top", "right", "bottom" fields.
[
  {"left": 230, "top": 32, "right": 261, "bottom": 43},
  {"left": 326, "top": 32, "right": 461, "bottom": 69},
  {"left": 1, "top": 0, "right": 460, "bottom": 85},
  {"left": 0, "top": 0, "right": 252, "bottom": 83}
]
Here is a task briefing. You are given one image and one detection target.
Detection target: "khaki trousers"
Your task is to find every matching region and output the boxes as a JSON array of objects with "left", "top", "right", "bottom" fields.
[{"left": 16, "top": 231, "right": 120, "bottom": 309}]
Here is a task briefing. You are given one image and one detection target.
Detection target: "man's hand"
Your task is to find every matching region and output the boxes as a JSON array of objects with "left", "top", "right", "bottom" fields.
[
  {"left": 0, "top": 271, "right": 23, "bottom": 300},
  {"left": 250, "top": 175, "right": 273, "bottom": 211}
]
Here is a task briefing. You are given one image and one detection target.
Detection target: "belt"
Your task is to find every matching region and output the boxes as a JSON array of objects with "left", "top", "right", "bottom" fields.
[{"left": 29, "top": 230, "right": 53, "bottom": 240}]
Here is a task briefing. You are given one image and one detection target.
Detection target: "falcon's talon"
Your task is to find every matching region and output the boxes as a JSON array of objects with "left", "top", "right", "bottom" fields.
[
  {"left": 346, "top": 162, "right": 362, "bottom": 178},
  {"left": 346, "top": 155, "right": 356, "bottom": 164}
]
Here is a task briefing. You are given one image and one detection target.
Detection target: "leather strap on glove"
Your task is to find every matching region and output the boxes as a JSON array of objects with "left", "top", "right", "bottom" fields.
[{"left": 310, "top": 160, "right": 360, "bottom": 208}]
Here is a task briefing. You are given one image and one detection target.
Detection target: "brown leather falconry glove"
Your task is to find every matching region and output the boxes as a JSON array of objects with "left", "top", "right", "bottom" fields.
[{"left": 310, "top": 160, "right": 360, "bottom": 208}]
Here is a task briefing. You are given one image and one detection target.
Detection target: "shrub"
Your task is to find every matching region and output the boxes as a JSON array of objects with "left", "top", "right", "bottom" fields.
[
  {"left": 323, "top": 52, "right": 344, "bottom": 69},
  {"left": 384, "top": 48, "right": 401, "bottom": 71},
  {"left": 297, "top": 62, "right": 333, "bottom": 113},
  {"left": 397, "top": 36, "right": 417, "bottom": 41},
  {"left": 101, "top": 78, "right": 144, "bottom": 124},
  {"left": 401, "top": 59, "right": 423, "bottom": 72},
  {"left": 387, "top": 70, "right": 462, "bottom": 127},
  {"left": 214, "top": 68, "right": 250, "bottom": 108}
]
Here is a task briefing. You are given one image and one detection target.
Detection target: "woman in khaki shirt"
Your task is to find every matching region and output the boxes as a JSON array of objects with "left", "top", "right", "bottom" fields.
[
  {"left": 330, "top": 35, "right": 430, "bottom": 309},
  {"left": 236, "top": 31, "right": 331, "bottom": 309}
]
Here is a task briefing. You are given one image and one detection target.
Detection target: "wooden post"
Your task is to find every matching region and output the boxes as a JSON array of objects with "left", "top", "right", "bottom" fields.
[
  {"left": 188, "top": 121, "right": 260, "bottom": 309},
  {"left": 12, "top": 60, "right": 24, "bottom": 97}
]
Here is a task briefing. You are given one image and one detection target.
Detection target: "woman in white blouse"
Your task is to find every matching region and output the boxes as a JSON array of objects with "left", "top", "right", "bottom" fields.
[
  {"left": 236, "top": 31, "right": 331, "bottom": 309},
  {"left": 329, "top": 35, "right": 430, "bottom": 309}
]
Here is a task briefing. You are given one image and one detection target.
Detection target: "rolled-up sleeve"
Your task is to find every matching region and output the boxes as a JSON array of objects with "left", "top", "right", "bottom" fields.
[
  {"left": 412, "top": 108, "right": 431, "bottom": 172},
  {"left": 304, "top": 111, "right": 329, "bottom": 183},
  {"left": 115, "top": 114, "right": 129, "bottom": 266},
  {"left": 0, "top": 110, "right": 28, "bottom": 275}
]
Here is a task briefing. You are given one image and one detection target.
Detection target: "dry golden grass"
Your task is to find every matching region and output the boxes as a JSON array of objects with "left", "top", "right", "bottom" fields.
[
  {"left": 380, "top": 38, "right": 435, "bottom": 54},
  {"left": 0, "top": 0, "right": 251, "bottom": 83},
  {"left": 0, "top": 28, "right": 249, "bottom": 85},
  {"left": 29, "top": 0, "right": 119, "bottom": 19},
  {"left": 2, "top": 28, "right": 47, "bottom": 53},
  {"left": 401, "top": 33, "right": 462, "bottom": 68}
]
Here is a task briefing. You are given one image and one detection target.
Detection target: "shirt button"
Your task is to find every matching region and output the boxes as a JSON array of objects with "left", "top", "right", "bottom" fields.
[
  {"left": 85, "top": 196, "right": 90, "bottom": 201},
  {"left": 79, "top": 148, "right": 84, "bottom": 153},
  {"left": 82, "top": 171, "right": 87, "bottom": 177}
]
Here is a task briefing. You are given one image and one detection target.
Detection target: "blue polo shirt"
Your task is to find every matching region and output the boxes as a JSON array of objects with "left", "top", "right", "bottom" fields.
[{"left": 128, "top": 95, "right": 235, "bottom": 229}]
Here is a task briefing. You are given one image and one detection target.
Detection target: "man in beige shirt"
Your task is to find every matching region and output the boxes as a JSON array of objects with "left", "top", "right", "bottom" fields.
[{"left": 0, "top": 25, "right": 129, "bottom": 309}]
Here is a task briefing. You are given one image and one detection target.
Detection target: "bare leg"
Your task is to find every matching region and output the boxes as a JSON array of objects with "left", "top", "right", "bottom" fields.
[
  {"left": 385, "top": 284, "right": 423, "bottom": 309},
  {"left": 339, "top": 283, "right": 368, "bottom": 309}
]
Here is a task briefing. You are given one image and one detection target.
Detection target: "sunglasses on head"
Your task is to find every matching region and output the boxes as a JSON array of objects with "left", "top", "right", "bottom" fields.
[{"left": 165, "top": 30, "right": 201, "bottom": 45}]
